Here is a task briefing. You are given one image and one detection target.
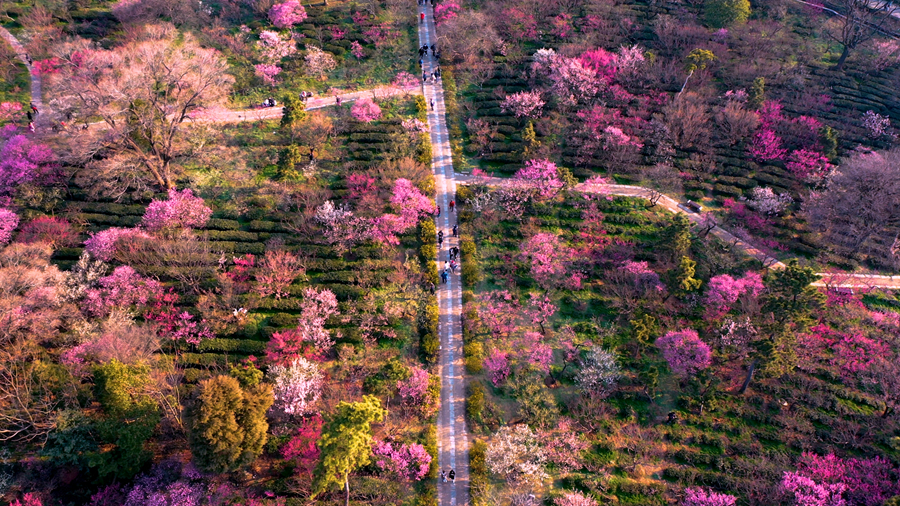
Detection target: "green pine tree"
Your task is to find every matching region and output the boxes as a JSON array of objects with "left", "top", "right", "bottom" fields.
[
  {"left": 280, "top": 94, "right": 307, "bottom": 132},
  {"left": 277, "top": 145, "right": 304, "bottom": 180},
  {"left": 188, "top": 375, "right": 274, "bottom": 473},
  {"left": 312, "top": 395, "right": 387, "bottom": 506},
  {"left": 660, "top": 213, "right": 693, "bottom": 262},
  {"left": 630, "top": 314, "right": 658, "bottom": 358},
  {"left": 704, "top": 0, "right": 751, "bottom": 28},
  {"left": 748, "top": 77, "right": 765, "bottom": 109}
]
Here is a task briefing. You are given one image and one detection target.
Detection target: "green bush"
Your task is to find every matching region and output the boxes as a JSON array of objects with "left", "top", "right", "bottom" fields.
[
  {"left": 417, "top": 132, "right": 433, "bottom": 166},
  {"left": 470, "top": 439, "right": 488, "bottom": 506},
  {"left": 704, "top": 0, "right": 750, "bottom": 28},
  {"left": 205, "top": 230, "right": 260, "bottom": 242},
  {"left": 467, "top": 382, "right": 484, "bottom": 420},
  {"left": 464, "top": 341, "right": 484, "bottom": 374},
  {"left": 188, "top": 375, "right": 274, "bottom": 473},
  {"left": 197, "top": 338, "right": 266, "bottom": 354},
  {"left": 206, "top": 218, "right": 241, "bottom": 230},
  {"left": 419, "top": 220, "right": 439, "bottom": 285},
  {"left": 419, "top": 302, "right": 440, "bottom": 364},
  {"left": 415, "top": 95, "right": 428, "bottom": 120}
]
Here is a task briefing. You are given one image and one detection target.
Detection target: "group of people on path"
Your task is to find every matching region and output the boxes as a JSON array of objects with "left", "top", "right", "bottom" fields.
[
  {"left": 439, "top": 468, "right": 456, "bottom": 483},
  {"left": 437, "top": 202, "right": 459, "bottom": 285}
]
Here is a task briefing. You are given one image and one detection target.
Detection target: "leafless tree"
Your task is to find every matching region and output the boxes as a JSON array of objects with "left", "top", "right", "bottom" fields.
[
  {"left": 803, "top": 148, "right": 900, "bottom": 267},
  {"left": 825, "top": 0, "right": 900, "bottom": 70},
  {"left": 48, "top": 24, "right": 233, "bottom": 191}
]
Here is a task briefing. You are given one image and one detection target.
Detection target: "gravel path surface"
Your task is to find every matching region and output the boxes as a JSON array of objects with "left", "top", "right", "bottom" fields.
[{"left": 419, "top": 6, "right": 469, "bottom": 506}]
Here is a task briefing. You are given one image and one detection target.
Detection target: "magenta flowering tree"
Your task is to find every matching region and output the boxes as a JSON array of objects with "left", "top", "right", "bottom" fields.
[
  {"left": 682, "top": 487, "right": 737, "bottom": 506},
  {"left": 781, "top": 472, "right": 848, "bottom": 506},
  {"left": 254, "top": 64, "right": 282, "bottom": 86},
  {"left": 513, "top": 159, "right": 564, "bottom": 199},
  {"left": 524, "top": 293, "right": 557, "bottom": 334},
  {"left": 0, "top": 207, "right": 18, "bottom": 245},
  {"left": 83, "top": 265, "right": 163, "bottom": 317},
  {"left": 351, "top": 97, "right": 382, "bottom": 122},
  {"left": 268, "top": 0, "right": 307, "bottom": 29},
  {"left": 790, "top": 453, "right": 900, "bottom": 506},
  {"left": 141, "top": 189, "right": 212, "bottom": 231},
  {"left": 748, "top": 128, "right": 786, "bottom": 161},
  {"left": 484, "top": 349, "right": 511, "bottom": 386},
  {"left": 548, "top": 56, "right": 602, "bottom": 106},
  {"left": 84, "top": 227, "right": 153, "bottom": 262},
  {"left": 519, "top": 232, "right": 573, "bottom": 291},
  {"left": 282, "top": 415, "right": 322, "bottom": 478},
  {"left": 579, "top": 48, "right": 618, "bottom": 82},
  {"left": 0, "top": 135, "right": 55, "bottom": 197},
  {"left": 656, "top": 329, "right": 712, "bottom": 378},
  {"left": 786, "top": 149, "right": 831, "bottom": 181},
  {"left": 390, "top": 178, "right": 436, "bottom": 227},
  {"left": 703, "top": 271, "right": 764, "bottom": 318},
  {"left": 501, "top": 91, "right": 546, "bottom": 119},
  {"left": 433, "top": 2, "right": 460, "bottom": 24},
  {"left": 267, "top": 357, "right": 323, "bottom": 416},
  {"left": 350, "top": 41, "right": 365, "bottom": 60},
  {"left": 371, "top": 440, "right": 432, "bottom": 481}
]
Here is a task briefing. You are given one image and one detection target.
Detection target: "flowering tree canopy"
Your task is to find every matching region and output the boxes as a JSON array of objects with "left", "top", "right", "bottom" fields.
[
  {"left": 351, "top": 97, "right": 382, "bottom": 123},
  {"left": 268, "top": 357, "right": 323, "bottom": 416},
  {"left": 554, "top": 491, "right": 598, "bottom": 506},
  {"left": 0, "top": 207, "right": 18, "bottom": 245},
  {"left": 703, "top": 271, "right": 764, "bottom": 318},
  {"left": 520, "top": 232, "right": 573, "bottom": 290},
  {"left": 576, "top": 346, "right": 621, "bottom": 397},
  {"left": 501, "top": 90, "right": 545, "bottom": 119},
  {"left": 304, "top": 46, "right": 337, "bottom": 79},
  {"left": 682, "top": 487, "right": 737, "bottom": 506},
  {"left": 141, "top": 189, "right": 212, "bottom": 231},
  {"left": 84, "top": 228, "right": 152, "bottom": 262},
  {"left": 83, "top": 265, "right": 163, "bottom": 317},
  {"left": 255, "top": 63, "right": 282, "bottom": 86},
  {"left": 372, "top": 440, "right": 432, "bottom": 481},
  {"left": 484, "top": 349, "right": 511, "bottom": 386},
  {"left": 513, "top": 159, "right": 564, "bottom": 200},
  {"left": 0, "top": 135, "right": 55, "bottom": 197},
  {"left": 268, "top": 0, "right": 307, "bottom": 29},
  {"left": 257, "top": 30, "right": 297, "bottom": 63},
  {"left": 298, "top": 287, "right": 339, "bottom": 351},
  {"left": 656, "top": 329, "right": 712, "bottom": 378},
  {"left": 485, "top": 425, "right": 547, "bottom": 484}
]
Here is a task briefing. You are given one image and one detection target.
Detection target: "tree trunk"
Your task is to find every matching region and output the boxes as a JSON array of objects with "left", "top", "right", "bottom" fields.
[
  {"left": 835, "top": 45, "right": 850, "bottom": 70},
  {"left": 882, "top": 404, "right": 893, "bottom": 419},
  {"left": 345, "top": 474, "right": 350, "bottom": 506},
  {"left": 739, "top": 359, "right": 758, "bottom": 394}
]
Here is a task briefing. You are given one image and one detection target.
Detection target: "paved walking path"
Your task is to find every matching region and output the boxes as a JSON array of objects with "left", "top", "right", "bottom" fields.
[
  {"left": 456, "top": 175, "right": 900, "bottom": 290},
  {"left": 188, "top": 85, "right": 420, "bottom": 123},
  {"left": 0, "top": 26, "right": 47, "bottom": 125},
  {"left": 419, "top": 6, "right": 469, "bottom": 506}
]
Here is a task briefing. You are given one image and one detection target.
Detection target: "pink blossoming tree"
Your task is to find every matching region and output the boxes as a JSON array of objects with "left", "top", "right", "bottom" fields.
[
  {"left": 513, "top": 159, "right": 564, "bottom": 199},
  {"left": 84, "top": 227, "right": 152, "bottom": 262},
  {"left": 656, "top": 329, "right": 712, "bottom": 378},
  {"left": 484, "top": 349, "right": 511, "bottom": 386},
  {"left": 372, "top": 440, "right": 432, "bottom": 481},
  {"left": 0, "top": 135, "right": 56, "bottom": 197},
  {"left": 83, "top": 265, "right": 162, "bottom": 317},
  {"left": 141, "top": 188, "right": 212, "bottom": 231},
  {"left": 0, "top": 207, "right": 18, "bottom": 245},
  {"left": 501, "top": 90, "right": 546, "bottom": 119},
  {"left": 519, "top": 232, "right": 573, "bottom": 291},
  {"left": 254, "top": 64, "right": 282, "bottom": 86},
  {"left": 351, "top": 97, "right": 382, "bottom": 122},
  {"left": 268, "top": 0, "right": 307, "bottom": 29},
  {"left": 703, "top": 271, "right": 764, "bottom": 318},
  {"left": 268, "top": 357, "right": 323, "bottom": 416},
  {"left": 682, "top": 487, "right": 737, "bottom": 506}
]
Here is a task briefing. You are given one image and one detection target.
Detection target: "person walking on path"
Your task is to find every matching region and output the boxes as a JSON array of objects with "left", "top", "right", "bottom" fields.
[
  {"left": 448, "top": 469, "right": 455, "bottom": 482},
  {"left": 440, "top": 269, "right": 448, "bottom": 284},
  {"left": 436, "top": 205, "right": 441, "bottom": 217},
  {"left": 438, "top": 229, "right": 443, "bottom": 241},
  {"left": 422, "top": 71, "right": 428, "bottom": 84},
  {"left": 440, "top": 469, "right": 446, "bottom": 482},
  {"left": 449, "top": 200, "right": 455, "bottom": 212},
  {"left": 336, "top": 96, "right": 342, "bottom": 106},
  {"left": 452, "top": 224, "right": 458, "bottom": 237},
  {"left": 430, "top": 98, "right": 435, "bottom": 111},
  {"left": 438, "top": 234, "right": 443, "bottom": 248},
  {"left": 28, "top": 122, "right": 34, "bottom": 132},
  {"left": 30, "top": 103, "right": 37, "bottom": 114},
  {"left": 420, "top": 12, "right": 424, "bottom": 23},
  {"left": 444, "top": 261, "right": 450, "bottom": 272},
  {"left": 427, "top": 280, "right": 435, "bottom": 294},
  {"left": 450, "top": 259, "right": 457, "bottom": 272}
]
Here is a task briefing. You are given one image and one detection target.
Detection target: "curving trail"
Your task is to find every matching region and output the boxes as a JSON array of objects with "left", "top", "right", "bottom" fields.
[
  {"left": 456, "top": 175, "right": 900, "bottom": 290},
  {"left": 0, "top": 26, "right": 47, "bottom": 125},
  {"left": 418, "top": 5, "right": 469, "bottom": 506}
]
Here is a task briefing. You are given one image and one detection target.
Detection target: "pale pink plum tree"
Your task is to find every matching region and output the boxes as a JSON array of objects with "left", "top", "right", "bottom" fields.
[
  {"left": 368, "top": 178, "right": 435, "bottom": 246},
  {"left": 682, "top": 488, "right": 737, "bottom": 506},
  {"left": 304, "top": 46, "right": 337, "bottom": 79},
  {"left": 485, "top": 425, "right": 547, "bottom": 483},
  {"left": 538, "top": 418, "right": 590, "bottom": 473},
  {"left": 268, "top": 0, "right": 307, "bottom": 29},
  {"left": 656, "top": 329, "right": 712, "bottom": 378},
  {"left": 257, "top": 30, "right": 297, "bottom": 63},
  {"left": 513, "top": 159, "right": 564, "bottom": 199},
  {"left": 0, "top": 102, "right": 22, "bottom": 123},
  {"left": 554, "top": 491, "right": 598, "bottom": 506},
  {"left": 371, "top": 440, "right": 432, "bottom": 481},
  {"left": 254, "top": 63, "right": 282, "bottom": 85},
  {"left": 475, "top": 290, "right": 521, "bottom": 338},
  {"left": 548, "top": 56, "right": 602, "bottom": 106},
  {"left": 315, "top": 200, "right": 365, "bottom": 254},
  {"left": 83, "top": 227, "right": 153, "bottom": 262},
  {"left": 351, "top": 97, "right": 382, "bottom": 122},
  {"left": 519, "top": 232, "right": 573, "bottom": 291},
  {"left": 141, "top": 188, "right": 212, "bottom": 231},
  {"left": 0, "top": 207, "right": 18, "bottom": 245},
  {"left": 268, "top": 357, "right": 323, "bottom": 416},
  {"left": 254, "top": 250, "right": 305, "bottom": 300},
  {"left": 392, "top": 71, "right": 419, "bottom": 90},
  {"left": 501, "top": 91, "right": 545, "bottom": 119},
  {"left": 297, "top": 287, "right": 339, "bottom": 351}
]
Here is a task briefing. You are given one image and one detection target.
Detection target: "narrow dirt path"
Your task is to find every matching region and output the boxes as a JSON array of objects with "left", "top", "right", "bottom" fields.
[
  {"left": 456, "top": 175, "right": 900, "bottom": 290},
  {"left": 189, "top": 85, "right": 420, "bottom": 123},
  {"left": 0, "top": 26, "right": 47, "bottom": 125},
  {"left": 419, "top": 6, "right": 469, "bottom": 506}
]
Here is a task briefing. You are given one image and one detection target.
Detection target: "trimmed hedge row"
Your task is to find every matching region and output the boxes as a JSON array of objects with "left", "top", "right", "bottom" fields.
[
  {"left": 197, "top": 338, "right": 266, "bottom": 354},
  {"left": 419, "top": 301, "right": 439, "bottom": 364},
  {"left": 470, "top": 440, "right": 488, "bottom": 506}
]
